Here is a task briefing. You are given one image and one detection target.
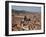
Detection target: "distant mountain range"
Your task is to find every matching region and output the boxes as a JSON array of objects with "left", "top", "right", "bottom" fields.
[{"left": 12, "top": 9, "right": 40, "bottom": 14}]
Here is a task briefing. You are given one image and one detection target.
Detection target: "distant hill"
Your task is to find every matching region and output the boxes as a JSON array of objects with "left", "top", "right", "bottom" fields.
[{"left": 12, "top": 9, "right": 41, "bottom": 14}]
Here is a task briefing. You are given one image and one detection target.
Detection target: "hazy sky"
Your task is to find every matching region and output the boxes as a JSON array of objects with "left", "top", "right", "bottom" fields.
[{"left": 12, "top": 6, "right": 41, "bottom": 13}]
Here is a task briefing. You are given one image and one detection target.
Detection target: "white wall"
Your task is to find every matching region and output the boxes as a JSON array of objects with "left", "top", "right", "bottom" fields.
[{"left": 0, "top": 0, "right": 46, "bottom": 37}]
